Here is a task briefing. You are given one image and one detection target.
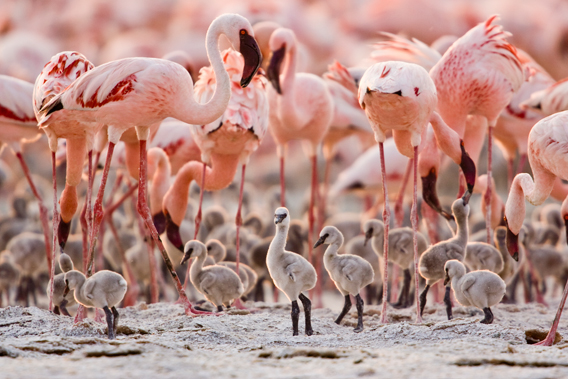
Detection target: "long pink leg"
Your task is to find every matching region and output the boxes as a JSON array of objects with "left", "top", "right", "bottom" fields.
[
  {"left": 49, "top": 152, "right": 58, "bottom": 312},
  {"left": 411, "top": 147, "right": 423, "bottom": 323},
  {"left": 137, "top": 140, "right": 211, "bottom": 316},
  {"left": 15, "top": 152, "right": 53, "bottom": 276},
  {"left": 319, "top": 157, "right": 332, "bottom": 230},
  {"left": 507, "top": 158, "right": 514, "bottom": 188},
  {"left": 233, "top": 164, "right": 247, "bottom": 310},
  {"left": 183, "top": 163, "right": 207, "bottom": 289},
  {"left": 308, "top": 155, "right": 323, "bottom": 308},
  {"left": 535, "top": 277, "right": 568, "bottom": 346},
  {"left": 280, "top": 155, "right": 286, "bottom": 207},
  {"left": 379, "top": 142, "right": 391, "bottom": 324},
  {"left": 484, "top": 126, "right": 493, "bottom": 244},
  {"left": 394, "top": 159, "right": 412, "bottom": 228}
]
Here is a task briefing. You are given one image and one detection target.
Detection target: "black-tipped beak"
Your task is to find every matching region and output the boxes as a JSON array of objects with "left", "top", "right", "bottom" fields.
[
  {"left": 267, "top": 45, "right": 285, "bottom": 95},
  {"left": 461, "top": 190, "right": 472, "bottom": 205},
  {"left": 504, "top": 217, "right": 519, "bottom": 262},
  {"left": 443, "top": 274, "right": 450, "bottom": 286},
  {"left": 63, "top": 280, "right": 70, "bottom": 297},
  {"left": 58, "top": 220, "right": 72, "bottom": 249},
  {"left": 274, "top": 213, "right": 287, "bottom": 224},
  {"left": 239, "top": 30, "right": 262, "bottom": 88},
  {"left": 364, "top": 229, "right": 373, "bottom": 247},
  {"left": 421, "top": 169, "right": 454, "bottom": 221},
  {"left": 152, "top": 211, "right": 167, "bottom": 235},
  {"left": 165, "top": 213, "right": 184, "bottom": 252},
  {"left": 314, "top": 234, "right": 328, "bottom": 248},
  {"left": 459, "top": 140, "right": 476, "bottom": 195},
  {"left": 180, "top": 248, "right": 193, "bottom": 265}
]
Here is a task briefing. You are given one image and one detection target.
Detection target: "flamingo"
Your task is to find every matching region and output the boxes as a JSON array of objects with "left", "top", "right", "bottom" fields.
[
  {"left": 162, "top": 48, "right": 268, "bottom": 301},
  {"left": 0, "top": 74, "right": 53, "bottom": 307},
  {"left": 504, "top": 111, "right": 568, "bottom": 346},
  {"left": 358, "top": 60, "right": 478, "bottom": 324},
  {"left": 266, "top": 27, "right": 333, "bottom": 292},
  {"left": 522, "top": 77, "right": 568, "bottom": 116},
  {"left": 37, "top": 13, "right": 262, "bottom": 316},
  {"left": 430, "top": 15, "right": 525, "bottom": 243}
]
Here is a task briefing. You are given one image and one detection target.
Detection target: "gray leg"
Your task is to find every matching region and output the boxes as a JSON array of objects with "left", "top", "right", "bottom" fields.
[
  {"left": 103, "top": 306, "right": 115, "bottom": 339},
  {"left": 299, "top": 293, "right": 313, "bottom": 336},
  {"left": 335, "top": 295, "right": 352, "bottom": 324},
  {"left": 354, "top": 294, "right": 364, "bottom": 333},
  {"left": 59, "top": 300, "right": 71, "bottom": 316},
  {"left": 444, "top": 286, "right": 453, "bottom": 320},
  {"left": 112, "top": 306, "right": 120, "bottom": 336},
  {"left": 393, "top": 269, "right": 411, "bottom": 309},
  {"left": 53, "top": 305, "right": 60, "bottom": 315},
  {"left": 217, "top": 305, "right": 224, "bottom": 312},
  {"left": 419, "top": 284, "right": 430, "bottom": 317},
  {"left": 291, "top": 300, "right": 300, "bottom": 336},
  {"left": 480, "top": 307, "right": 494, "bottom": 324}
]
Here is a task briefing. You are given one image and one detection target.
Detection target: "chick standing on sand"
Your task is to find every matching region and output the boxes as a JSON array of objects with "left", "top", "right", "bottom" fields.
[
  {"left": 315, "top": 226, "right": 374, "bottom": 332},
  {"left": 267, "top": 207, "right": 317, "bottom": 336}
]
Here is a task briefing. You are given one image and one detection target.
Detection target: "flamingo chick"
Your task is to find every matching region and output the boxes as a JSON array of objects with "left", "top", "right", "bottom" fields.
[
  {"left": 314, "top": 226, "right": 374, "bottom": 332},
  {"left": 47, "top": 252, "right": 76, "bottom": 316},
  {"left": 181, "top": 240, "right": 244, "bottom": 312},
  {"left": 64, "top": 269, "right": 127, "bottom": 339},
  {"left": 444, "top": 260, "right": 506, "bottom": 324},
  {"left": 268, "top": 207, "right": 317, "bottom": 336}
]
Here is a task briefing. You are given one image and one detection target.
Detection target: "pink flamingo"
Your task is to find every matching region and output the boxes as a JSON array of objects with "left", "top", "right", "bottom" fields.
[
  {"left": 37, "top": 13, "right": 262, "bottom": 316},
  {"left": 163, "top": 49, "right": 267, "bottom": 300},
  {"left": 266, "top": 27, "right": 333, "bottom": 290},
  {"left": 430, "top": 15, "right": 525, "bottom": 243},
  {"left": 522, "top": 77, "right": 568, "bottom": 116},
  {"left": 0, "top": 74, "right": 54, "bottom": 307},
  {"left": 150, "top": 118, "right": 202, "bottom": 175},
  {"left": 358, "top": 60, "right": 478, "bottom": 324},
  {"left": 504, "top": 111, "right": 568, "bottom": 346}
]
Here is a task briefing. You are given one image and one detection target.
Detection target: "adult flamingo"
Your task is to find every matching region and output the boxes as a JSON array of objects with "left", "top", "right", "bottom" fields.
[
  {"left": 266, "top": 27, "right": 333, "bottom": 283},
  {"left": 504, "top": 111, "right": 568, "bottom": 346},
  {"left": 163, "top": 49, "right": 267, "bottom": 297},
  {"left": 522, "top": 77, "right": 568, "bottom": 116},
  {"left": 38, "top": 13, "right": 262, "bottom": 315},
  {"left": 0, "top": 75, "right": 53, "bottom": 306},
  {"left": 358, "top": 61, "right": 476, "bottom": 324},
  {"left": 430, "top": 15, "right": 525, "bottom": 242}
]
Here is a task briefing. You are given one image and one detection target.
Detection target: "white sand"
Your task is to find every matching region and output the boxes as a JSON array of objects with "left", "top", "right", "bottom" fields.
[{"left": 1, "top": 299, "right": 568, "bottom": 379}]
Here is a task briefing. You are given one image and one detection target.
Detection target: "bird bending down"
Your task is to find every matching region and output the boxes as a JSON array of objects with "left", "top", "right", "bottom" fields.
[
  {"left": 48, "top": 252, "right": 77, "bottom": 316},
  {"left": 444, "top": 260, "right": 506, "bottom": 324},
  {"left": 268, "top": 207, "right": 317, "bottom": 336},
  {"left": 64, "top": 269, "right": 127, "bottom": 339},
  {"left": 314, "top": 226, "right": 373, "bottom": 332},
  {"left": 504, "top": 111, "right": 568, "bottom": 346},
  {"left": 181, "top": 240, "right": 244, "bottom": 312},
  {"left": 38, "top": 14, "right": 262, "bottom": 316},
  {"left": 266, "top": 28, "right": 333, "bottom": 293},
  {"left": 358, "top": 60, "right": 476, "bottom": 324}
]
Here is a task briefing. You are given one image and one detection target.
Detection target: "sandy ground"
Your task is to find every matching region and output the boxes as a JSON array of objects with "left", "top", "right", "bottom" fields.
[{"left": 1, "top": 298, "right": 568, "bottom": 379}]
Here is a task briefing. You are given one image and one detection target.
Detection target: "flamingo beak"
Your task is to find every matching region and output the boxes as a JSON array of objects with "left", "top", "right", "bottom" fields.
[
  {"left": 421, "top": 169, "right": 454, "bottom": 221},
  {"left": 152, "top": 211, "right": 167, "bottom": 235},
  {"left": 459, "top": 140, "right": 476, "bottom": 203},
  {"left": 58, "top": 220, "right": 72, "bottom": 249},
  {"left": 443, "top": 272, "right": 450, "bottom": 286},
  {"left": 504, "top": 217, "right": 519, "bottom": 262},
  {"left": 165, "top": 213, "right": 184, "bottom": 252},
  {"left": 267, "top": 45, "right": 286, "bottom": 95},
  {"left": 364, "top": 229, "right": 373, "bottom": 247},
  {"left": 313, "top": 234, "right": 328, "bottom": 248},
  {"left": 239, "top": 30, "right": 262, "bottom": 88},
  {"left": 274, "top": 213, "right": 287, "bottom": 224},
  {"left": 180, "top": 248, "right": 193, "bottom": 265}
]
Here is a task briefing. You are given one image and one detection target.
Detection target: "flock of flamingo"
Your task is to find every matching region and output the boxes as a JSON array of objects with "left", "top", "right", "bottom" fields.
[{"left": 1, "top": 1, "right": 568, "bottom": 346}]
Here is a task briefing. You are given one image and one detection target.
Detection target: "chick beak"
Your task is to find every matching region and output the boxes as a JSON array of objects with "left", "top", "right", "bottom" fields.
[
  {"left": 181, "top": 248, "right": 194, "bottom": 265},
  {"left": 364, "top": 229, "right": 373, "bottom": 247},
  {"left": 313, "top": 234, "right": 328, "bottom": 248}
]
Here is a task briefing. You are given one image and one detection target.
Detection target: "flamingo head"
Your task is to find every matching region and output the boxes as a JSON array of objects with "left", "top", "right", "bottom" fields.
[
  {"left": 274, "top": 207, "right": 290, "bottom": 225},
  {"left": 181, "top": 240, "right": 206, "bottom": 265},
  {"left": 267, "top": 28, "right": 297, "bottom": 95}
]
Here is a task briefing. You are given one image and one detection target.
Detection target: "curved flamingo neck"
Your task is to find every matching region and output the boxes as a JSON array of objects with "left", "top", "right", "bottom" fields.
[
  {"left": 190, "top": 251, "right": 207, "bottom": 281},
  {"left": 176, "top": 18, "right": 231, "bottom": 126},
  {"left": 268, "top": 223, "right": 289, "bottom": 259},
  {"left": 429, "top": 112, "right": 462, "bottom": 164},
  {"left": 506, "top": 173, "right": 554, "bottom": 234},
  {"left": 163, "top": 153, "right": 240, "bottom": 225},
  {"left": 323, "top": 238, "right": 342, "bottom": 259},
  {"left": 279, "top": 41, "right": 303, "bottom": 129}
]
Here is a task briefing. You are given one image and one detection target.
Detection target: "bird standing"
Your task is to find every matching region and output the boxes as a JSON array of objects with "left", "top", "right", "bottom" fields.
[{"left": 38, "top": 14, "right": 262, "bottom": 315}]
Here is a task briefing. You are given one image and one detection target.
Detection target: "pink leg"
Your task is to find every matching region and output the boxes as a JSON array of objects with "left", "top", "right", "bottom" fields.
[
  {"left": 379, "top": 142, "right": 391, "bottom": 324},
  {"left": 49, "top": 152, "right": 58, "bottom": 313},
  {"left": 507, "top": 158, "right": 514, "bottom": 188},
  {"left": 319, "top": 157, "right": 332, "bottom": 230},
  {"left": 411, "top": 147, "right": 423, "bottom": 323},
  {"left": 280, "top": 155, "right": 286, "bottom": 208},
  {"left": 535, "top": 277, "right": 568, "bottom": 346},
  {"left": 15, "top": 152, "right": 53, "bottom": 278},
  {"left": 308, "top": 155, "right": 323, "bottom": 308},
  {"left": 233, "top": 164, "right": 247, "bottom": 310},
  {"left": 484, "top": 126, "right": 493, "bottom": 244},
  {"left": 390, "top": 265, "right": 399, "bottom": 303},
  {"left": 137, "top": 140, "right": 211, "bottom": 316},
  {"left": 394, "top": 159, "right": 412, "bottom": 228}
]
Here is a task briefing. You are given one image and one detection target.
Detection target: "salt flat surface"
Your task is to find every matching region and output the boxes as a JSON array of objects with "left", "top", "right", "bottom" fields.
[{"left": 1, "top": 301, "right": 568, "bottom": 379}]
